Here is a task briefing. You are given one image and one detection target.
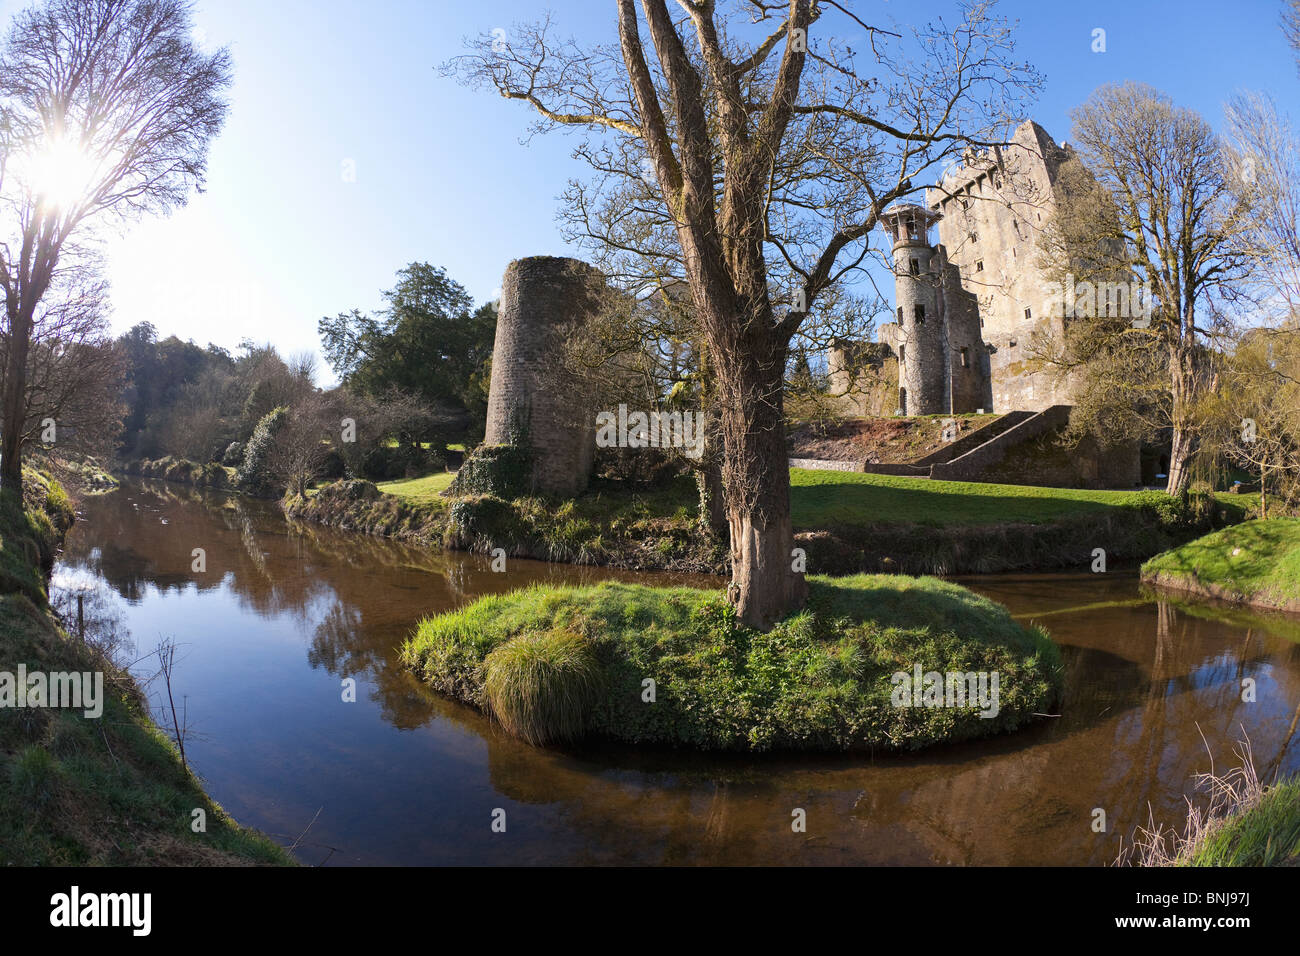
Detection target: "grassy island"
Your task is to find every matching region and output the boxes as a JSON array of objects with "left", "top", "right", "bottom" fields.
[
  {"left": 1141, "top": 518, "right": 1300, "bottom": 613},
  {"left": 402, "top": 574, "right": 1061, "bottom": 752}
]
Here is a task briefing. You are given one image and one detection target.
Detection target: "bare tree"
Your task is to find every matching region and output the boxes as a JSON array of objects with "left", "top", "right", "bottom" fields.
[
  {"left": 1285, "top": 0, "right": 1300, "bottom": 73},
  {"left": 1047, "top": 83, "right": 1252, "bottom": 494},
  {"left": 7, "top": 271, "right": 127, "bottom": 464},
  {"left": 266, "top": 393, "right": 335, "bottom": 498},
  {"left": 0, "top": 0, "right": 232, "bottom": 495},
  {"left": 1226, "top": 92, "right": 1300, "bottom": 318},
  {"left": 449, "top": 0, "right": 1038, "bottom": 627}
]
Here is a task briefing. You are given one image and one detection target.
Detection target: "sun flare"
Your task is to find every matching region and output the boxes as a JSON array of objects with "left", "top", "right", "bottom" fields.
[{"left": 14, "top": 134, "right": 99, "bottom": 211}]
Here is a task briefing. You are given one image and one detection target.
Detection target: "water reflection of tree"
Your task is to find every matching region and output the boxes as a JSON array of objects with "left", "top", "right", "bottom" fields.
[
  {"left": 68, "top": 483, "right": 481, "bottom": 731},
  {"left": 1099, "top": 597, "right": 1300, "bottom": 858},
  {"left": 66, "top": 482, "right": 333, "bottom": 622},
  {"left": 48, "top": 575, "right": 134, "bottom": 665}
]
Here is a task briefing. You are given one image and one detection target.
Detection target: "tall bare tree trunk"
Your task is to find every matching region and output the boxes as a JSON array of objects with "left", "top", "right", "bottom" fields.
[
  {"left": 695, "top": 459, "right": 728, "bottom": 540},
  {"left": 715, "top": 334, "right": 807, "bottom": 630},
  {"left": 1166, "top": 341, "right": 1198, "bottom": 495},
  {"left": 1261, "top": 458, "right": 1268, "bottom": 520},
  {"left": 1, "top": 302, "right": 31, "bottom": 496}
]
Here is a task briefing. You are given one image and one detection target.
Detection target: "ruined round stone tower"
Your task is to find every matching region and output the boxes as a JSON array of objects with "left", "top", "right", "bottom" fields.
[
  {"left": 880, "top": 204, "right": 946, "bottom": 415},
  {"left": 483, "top": 256, "right": 605, "bottom": 496}
]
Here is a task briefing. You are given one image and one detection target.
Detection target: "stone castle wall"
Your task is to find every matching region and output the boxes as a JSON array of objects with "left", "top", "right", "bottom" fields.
[
  {"left": 926, "top": 120, "right": 1075, "bottom": 411},
  {"left": 483, "top": 256, "right": 604, "bottom": 496}
]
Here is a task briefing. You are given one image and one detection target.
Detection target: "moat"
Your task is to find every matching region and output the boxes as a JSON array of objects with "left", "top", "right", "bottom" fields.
[{"left": 54, "top": 481, "right": 1300, "bottom": 865}]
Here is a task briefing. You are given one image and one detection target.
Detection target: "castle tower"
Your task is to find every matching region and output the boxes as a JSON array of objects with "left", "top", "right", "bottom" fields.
[
  {"left": 880, "top": 204, "right": 946, "bottom": 415},
  {"left": 926, "top": 120, "right": 1077, "bottom": 411},
  {"left": 483, "top": 256, "right": 605, "bottom": 496}
]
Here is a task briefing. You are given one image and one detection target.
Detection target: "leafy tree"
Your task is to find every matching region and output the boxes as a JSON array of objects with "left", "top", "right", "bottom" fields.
[
  {"left": 1204, "top": 328, "right": 1300, "bottom": 516},
  {"left": 318, "top": 263, "right": 496, "bottom": 432},
  {"left": 236, "top": 406, "right": 288, "bottom": 496}
]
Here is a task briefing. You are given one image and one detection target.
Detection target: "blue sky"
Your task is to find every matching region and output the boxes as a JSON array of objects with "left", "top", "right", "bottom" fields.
[{"left": 3, "top": 0, "right": 1296, "bottom": 377}]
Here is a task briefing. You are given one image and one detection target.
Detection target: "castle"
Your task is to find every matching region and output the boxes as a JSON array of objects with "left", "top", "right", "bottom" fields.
[{"left": 831, "top": 120, "right": 1084, "bottom": 415}]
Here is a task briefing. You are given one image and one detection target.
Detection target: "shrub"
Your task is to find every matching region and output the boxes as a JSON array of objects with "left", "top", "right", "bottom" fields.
[
  {"left": 593, "top": 443, "right": 681, "bottom": 487},
  {"left": 235, "top": 406, "right": 288, "bottom": 496},
  {"left": 357, "top": 443, "right": 444, "bottom": 481},
  {"left": 338, "top": 479, "right": 380, "bottom": 501},
  {"left": 446, "top": 494, "right": 523, "bottom": 549},
  {"left": 482, "top": 629, "right": 602, "bottom": 744},
  {"left": 451, "top": 444, "right": 532, "bottom": 498},
  {"left": 202, "top": 463, "right": 229, "bottom": 489}
]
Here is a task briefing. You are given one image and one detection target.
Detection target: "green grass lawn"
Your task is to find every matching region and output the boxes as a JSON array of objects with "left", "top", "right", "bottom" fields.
[
  {"left": 789, "top": 469, "right": 1252, "bottom": 528},
  {"left": 376, "top": 471, "right": 457, "bottom": 505},
  {"left": 1142, "top": 518, "right": 1300, "bottom": 609}
]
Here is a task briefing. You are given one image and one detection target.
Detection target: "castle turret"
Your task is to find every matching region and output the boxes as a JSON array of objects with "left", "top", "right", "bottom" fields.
[
  {"left": 484, "top": 256, "right": 605, "bottom": 495},
  {"left": 880, "top": 204, "right": 946, "bottom": 415}
]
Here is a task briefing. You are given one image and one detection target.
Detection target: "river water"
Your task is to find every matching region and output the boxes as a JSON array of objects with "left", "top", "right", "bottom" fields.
[{"left": 53, "top": 480, "right": 1300, "bottom": 865}]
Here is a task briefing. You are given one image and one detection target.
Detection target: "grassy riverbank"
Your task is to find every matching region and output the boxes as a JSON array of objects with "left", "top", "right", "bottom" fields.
[
  {"left": 1141, "top": 518, "right": 1300, "bottom": 613},
  {"left": 0, "top": 473, "right": 291, "bottom": 865},
  {"left": 1183, "top": 776, "right": 1300, "bottom": 866},
  {"left": 287, "top": 468, "right": 1240, "bottom": 576},
  {"left": 287, "top": 474, "right": 726, "bottom": 572},
  {"left": 119, "top": 456, "right": 235, "bottom": 490},
  {"left": 402, "top": 574, "right": 1061, "bottom": 752}
]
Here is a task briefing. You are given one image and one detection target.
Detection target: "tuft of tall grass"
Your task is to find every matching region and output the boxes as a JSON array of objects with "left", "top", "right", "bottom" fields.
[
  {"left": 483, "top": 629, "right": 603, "bottom": 745},
  {"left": 1117, "top": 734, "right": 1300, "bottom": 867}
]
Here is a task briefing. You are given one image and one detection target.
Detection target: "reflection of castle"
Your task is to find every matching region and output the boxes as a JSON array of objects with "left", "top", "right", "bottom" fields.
[{"left": 832, "top": 121, "right": 1082, "bottom": 415}]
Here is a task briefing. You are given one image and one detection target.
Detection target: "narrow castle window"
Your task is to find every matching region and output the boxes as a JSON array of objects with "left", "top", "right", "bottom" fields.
[
  {"left": 969, "top": 232, "right": 978, "bottom": 244},
  {"left": 914, "top": 304, "right": 925, "bottom": 324},
  {"left": 975, "top": 260, "right": 984, "bottom": 273},
  {"left": 899, "top": 345, "right": 906, "bottom": 364},
  {"left": 1024, "top": 307, "right": 1032, "bottom": 319},
  {"left": 897, "top": 306, "right": 904, "bottom": 323},
  {"left": 910, "top": 258, "right": 920, "bottom": 275},
  {"left": 960, "top": 347, "right": 969, "bottom": 368}
]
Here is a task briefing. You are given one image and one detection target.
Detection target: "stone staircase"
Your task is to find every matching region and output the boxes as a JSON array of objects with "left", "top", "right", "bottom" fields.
[
  {"left": 790, "top": 405, "right": 1074, "bottom": 482},
  {"left": 928, "top": 405, "right": 1072, "bottom": 481}
]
